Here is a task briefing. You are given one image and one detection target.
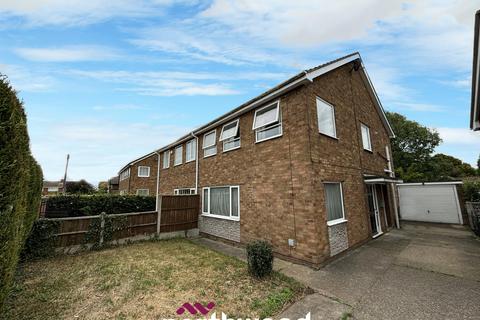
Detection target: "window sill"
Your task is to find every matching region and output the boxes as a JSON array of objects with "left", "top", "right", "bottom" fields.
[
  {"left": 255, "top": 133, "right": 283, "bottom": 144},
  {"left": 174, "top": 163, "right": 182, "bottom": 167},
  {"left": 138, "top": 175, "right": 150, "bottom": 178},
  {"left": 327, "top": 218, "right": 347, "bottom": 226},
  {"left": 363, "top": 148, "right": 373, "bottom": 153},
  {"left": 319, "top": 132, "right": 338, "bottom": 140},
  {"left": 201, "top": 213, "right": 240, "bottom": 221},
  {"left": 223, "top": 145, "right": 241, "bottom": 153},
  {"left": 185, "top": 159, "right": 196, "bottom": 163},
  {"left": 203, "top": 152, "right": 217, "bottom": 158}
]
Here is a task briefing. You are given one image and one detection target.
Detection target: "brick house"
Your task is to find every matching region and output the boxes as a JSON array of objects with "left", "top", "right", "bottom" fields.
[
  {"left": 118, "top": 52, "right": 401, "bottom": 266},
  {"left": 118, "top": 152, "right": 159, "bottom": 196}
]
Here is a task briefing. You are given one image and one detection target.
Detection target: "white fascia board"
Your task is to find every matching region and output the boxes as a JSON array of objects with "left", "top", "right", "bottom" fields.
[{"left": 305, "top": 53, "right": 360, "bottom": 82}]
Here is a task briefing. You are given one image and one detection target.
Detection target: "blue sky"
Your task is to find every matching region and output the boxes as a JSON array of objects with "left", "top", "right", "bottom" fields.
[{"left": 0, "top": 0, "right": 479, "bottom": 184}]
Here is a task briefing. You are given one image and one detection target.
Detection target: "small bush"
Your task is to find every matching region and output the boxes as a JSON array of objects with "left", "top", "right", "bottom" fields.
[
  {"left": 21, "top": 219, "right": 60, "bottom": 260},
  {"left": 463, "top": 181, "right": 480, "bottom": 202},
  {"left": 44, "top": 194, "right": 156, "bottom": 217},
  {"left": 246, "top": 240, "right": 273, "bottom": 278}
]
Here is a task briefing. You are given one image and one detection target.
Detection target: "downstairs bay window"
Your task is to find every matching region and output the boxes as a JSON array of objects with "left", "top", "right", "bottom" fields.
[{"left": 202, "top": 186, "right": 240, "bottom": 220}]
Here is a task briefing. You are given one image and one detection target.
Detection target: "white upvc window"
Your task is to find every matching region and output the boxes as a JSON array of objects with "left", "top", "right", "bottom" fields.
[
  {"left": 186, "top": 139, "right": 197, "bottom": 162},
  {"left": 138, "top": 166, "right": 150, "bottom": 177},
  {"left": 316, "top": 97, "right": 337, "bottom": 138},
  {"left": 253, "top": 101, "right": 282, "bottom": 143},
  {"left": 202, "top": 186, "right": 240, "bottom": 220},
  {"left": 324, "top": 182, "right": 346, "bottom": 226},
  {"left": 174, "top": 145, "right": 183, "bottom": 166},
  {"left": 136, "top": 189, "right": 149, "bottom": 196},
  {"left": 120, "top": 168, "right": 130, "bottom": 181},
  {"left": 174, "top": 188, "right": 197, "bottom": 195},
  {"left": 361, "top": 123, "right": 372, "bottom": 151},
  {"left": 220, "top": 119, "right": 240, "bottom": 152},
  {"left": 162, "top": 151, "right": 170, "bottom": 169},
  {"left": 203, "top": 130, "right": 217, "bottom": 157}
]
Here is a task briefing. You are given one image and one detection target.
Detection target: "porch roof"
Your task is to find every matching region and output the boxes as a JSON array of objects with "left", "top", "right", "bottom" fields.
[{"left": 363, "top": 175, "right": 403, "bottom": 184}]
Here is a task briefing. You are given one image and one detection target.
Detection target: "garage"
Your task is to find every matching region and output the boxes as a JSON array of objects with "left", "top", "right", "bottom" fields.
[{"left": 398, "top": 182, "right": 463, "bottom": 224}]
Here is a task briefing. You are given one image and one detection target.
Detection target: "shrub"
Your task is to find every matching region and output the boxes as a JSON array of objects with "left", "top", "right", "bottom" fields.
[
  {"left": 246, "top": 240, "right": 274, "bottom": 278},
  {"left": 463, "top": 181, "right": 480, "bottom": 202},
  {"left": 0, "top": 75, "right": 43, "bottom": 310},
  {"left": 44, "top": 194, "right": 156, "bottom": 217},
  {"left": 21, "top": 219, "right": 60, "bottom": 260}
]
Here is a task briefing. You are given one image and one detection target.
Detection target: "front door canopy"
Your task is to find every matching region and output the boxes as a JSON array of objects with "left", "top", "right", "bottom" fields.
[{"left": 364, "top": 175, "right": 403, "bottom": 184}]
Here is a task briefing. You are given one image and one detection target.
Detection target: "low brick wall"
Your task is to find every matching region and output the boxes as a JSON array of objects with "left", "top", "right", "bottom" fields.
[{"left": 199, "top": 215, "right": 240, "bottom": 242}]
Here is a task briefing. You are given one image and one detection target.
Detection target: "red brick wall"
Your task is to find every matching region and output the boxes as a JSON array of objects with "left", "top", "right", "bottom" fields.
[{"left": 119, "top": 153, "right": 159, "bottom": 195}]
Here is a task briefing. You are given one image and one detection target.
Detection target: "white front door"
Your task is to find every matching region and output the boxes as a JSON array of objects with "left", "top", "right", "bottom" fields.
[{"left": 367, "top": 185, "right": 382, "bottom": 237}]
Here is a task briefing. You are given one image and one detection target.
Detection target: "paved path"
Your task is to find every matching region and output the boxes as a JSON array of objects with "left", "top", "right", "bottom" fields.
[{"left": 193, "top": 223, "right": 480, "bottom": 319}]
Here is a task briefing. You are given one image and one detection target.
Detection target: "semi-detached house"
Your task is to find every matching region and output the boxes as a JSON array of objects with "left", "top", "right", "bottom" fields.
[{"left": 118, "top": 52, "right": 402, "bottom": 266}]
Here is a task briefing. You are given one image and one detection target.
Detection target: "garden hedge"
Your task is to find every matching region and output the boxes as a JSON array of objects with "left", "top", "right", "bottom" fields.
[
  {"left": 0, "top": 75, "right": 43, "bottom": 310},
  {"left": 44, "top": 194, "right": 156, "bottom": 217}
]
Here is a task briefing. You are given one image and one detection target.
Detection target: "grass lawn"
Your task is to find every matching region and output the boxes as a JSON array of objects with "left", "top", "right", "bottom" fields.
[{"left": 2, "top": 239, "right": 305, "bottom": 320}]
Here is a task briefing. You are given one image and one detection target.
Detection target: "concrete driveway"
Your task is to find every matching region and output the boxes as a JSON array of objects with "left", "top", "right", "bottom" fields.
[
  {"left": 277, "top": 223, "right": 480, "bottom": 319},
  {"left": 194, "top": 222, "right": 480, "bottom": 319}
]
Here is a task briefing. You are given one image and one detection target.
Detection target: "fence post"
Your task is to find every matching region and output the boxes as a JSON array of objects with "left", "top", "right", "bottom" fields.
[
  {"left": 99, "top": 212, "right": 106, "bottom": 246},
  {"left": 157, "top": 196, "right": 162, "bottom": 235}
]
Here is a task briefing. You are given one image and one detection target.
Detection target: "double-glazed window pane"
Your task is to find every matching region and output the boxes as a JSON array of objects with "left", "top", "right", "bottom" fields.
[
  {"left": 203, "top": 189, "right": 209, "bottom": 213},
  {"left": 174, "top": 146, "right": 182, "bottom": 165},
  {"left": 186, "top": 139, "right": 196, "bottom": 162},
  {"left": 253, "top": 103, "right": 279, "bottom": 129},
  {"left": 220, "top": 120, "right": 239, "bottom": 141},
  {"left": 163, "top": 151, "right": 170, "bottom": 168},
  {"left": 210, "top": 187, "right": 230, "bottom": 216},
  {"left": 324, "top": 183, "right": 344, "bottom": 222},
  {"left": 317, "top": 97, "right": 336, "bottom": 137},
  {"left": 256, "top": 123, "right": 282, "bottom": 141},
  {"left": 138, "top": 166, "right": 150, "bottom": 177},
  {"left": 203, "top": 131, "right": 217, "bottom": 157},
  {"left": 223, "top": 138, "right": 240, "bottom": 151},
  {"left": 361, "top": 124, "right": 372, "bottom": 151},
  {"left": 137, "top": 189, "right": 149, "bottom": 196},
  {"left": 231, "top": 187, "right": 239, "bottom": 217}
]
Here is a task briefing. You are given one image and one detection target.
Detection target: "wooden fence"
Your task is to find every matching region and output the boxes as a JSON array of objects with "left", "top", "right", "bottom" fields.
[{"left": 45, "top": 195, "right": 199, "bottom": 247}]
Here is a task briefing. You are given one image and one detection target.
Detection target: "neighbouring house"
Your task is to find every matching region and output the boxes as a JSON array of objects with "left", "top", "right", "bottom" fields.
[
  {"left": 118, "top": 52, "right": 401, "bottom": 266},
  {"left": 42, "top": 180, "right": 64, "bottom": 196},
  {"left": 107, "top": 176, "right": 120, "bottom": 194},
  {"left": 471, "top": 10, "right": 480, "bottom": 131},
  {"left": 118, "top": 152, "right": 159, "bottom": 196}
]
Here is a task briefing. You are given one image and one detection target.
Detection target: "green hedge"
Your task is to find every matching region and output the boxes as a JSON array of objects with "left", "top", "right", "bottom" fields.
[
  {"left": 44, "top": 194, "right": 156, "bottom": 217},
  {"left": 463, "top": 181, "right": 480, "bottom": 202},
  {"left": 0, "top": 75, "right": 43, "bottom": 310}
]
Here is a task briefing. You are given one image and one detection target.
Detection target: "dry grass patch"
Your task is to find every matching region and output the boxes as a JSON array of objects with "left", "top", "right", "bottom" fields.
[{"left": 2, "top": 239, "right": 304, "bottom": 319}]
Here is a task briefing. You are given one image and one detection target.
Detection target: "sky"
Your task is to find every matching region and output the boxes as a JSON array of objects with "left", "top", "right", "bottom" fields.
[{"left": 0, "top": 0, "right": 479, "bottom": 185}]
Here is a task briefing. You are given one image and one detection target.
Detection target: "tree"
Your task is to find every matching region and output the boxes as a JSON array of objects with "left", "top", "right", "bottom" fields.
[
  {"left": 386, "top": 112, "right": 442, "bottom": 181},
  {"left": 97, "top": 181, "right": 108, "bottom": 193},
  {"left": 66, "top": 179, "right": 95, "bottom": 194}
]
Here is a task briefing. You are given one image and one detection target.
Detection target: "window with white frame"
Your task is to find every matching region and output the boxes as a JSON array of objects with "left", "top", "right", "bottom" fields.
[
  {"left": 324, "top": 183, "right": 345, "bottom": 225},
  {"left": 220, "top": 119, "right": 240, "bottom": 152},
  {"left": 253, "top": 101, "right": 282, "bottom": 142},
  {"left": 316, "top": 97, "right": 337, "bottom": 138},
  {"left": 120, "top": 168, "right": 130, "bottom": 181},
  {"left": 138, "top": 166, "right": 150, "bottom": 177},
  {"left": 361, "top": 123, "right": 372, "bottom": 151},
  {"left": 119, "top": 190, "right": 127, "bottom": 195},
  {"left": 186, "top": 139, "right": 197, "bottom": 162},
  {"left": 203, "top": 130, "right": 217, "bottom": 157},
  {"left": 202, "top": 186, "right": 239, "bottom": 219},
  {"left": 174, "top": 188, "right": 196, "bottom": 195},
  {"left": 136, "top": 189, "right": 149, "bottom": 196},
  {"left": 174, "top": 145, "right": 183, "bottom": 166},
  {"left": 162, "top": 151, "right": 170, "bottom": 169}
]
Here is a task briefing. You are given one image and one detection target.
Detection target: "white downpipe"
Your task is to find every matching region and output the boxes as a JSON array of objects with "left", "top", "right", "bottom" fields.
[
  {"left": 155, "top": 151, "right": 161, "bottom": 211},
  {"left": 190, "top": 132, "right": 199, "bottom": 193}
]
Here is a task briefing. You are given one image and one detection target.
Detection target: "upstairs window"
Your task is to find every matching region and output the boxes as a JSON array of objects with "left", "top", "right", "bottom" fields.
[
  {"left": 361, "top": 123, "right": 372, "bottom": 151},
  {"left": 162, "top": 151, "right": 170, "bottom": 169},
  {"left": 138, "top": 166, "right": 150, "bottom": 177},
  {"left": 120, "top": 168, "right": 130, "bottom": 181},
  {"left": 220, "top": 119, "right": 240, "bottom": 152},
  {"left": 186, "top": 139, "right": 197, "bottom": 162},
  {"left": 316, "top": 97, "right": 337, "bottom": 138},
  {"left": 174, "top": 188, "right": 196, "bottom": 195},
  {"left": 253, "top": 101, "right": 282, "bottom": 142},
  {"left": 174, "top": 145, "right": 183, "bottom": 166},
  {"left": 203, "top": 130, "right": 217, "bottom": 157}
]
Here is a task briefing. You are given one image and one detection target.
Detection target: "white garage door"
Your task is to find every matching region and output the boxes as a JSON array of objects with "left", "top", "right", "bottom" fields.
[{"left": 398, "top": 184, "right": 463, "bottom": 224}]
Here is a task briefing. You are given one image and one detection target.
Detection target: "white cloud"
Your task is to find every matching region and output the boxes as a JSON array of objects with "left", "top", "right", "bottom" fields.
[
  {"left": 0, "top": 63, "right": 55, "bottom": 92},
  {"left": 14, "top": 45, "right": 121, "bottom": 62},
  {"left": 435, "top": 127, "right": 480, "bottom": 146},
  {"left": 30, "top": 120, "right": 192, "bottom": 184},
  {"left": 0, "top": 0, "right": 193, "bottom": 26}
]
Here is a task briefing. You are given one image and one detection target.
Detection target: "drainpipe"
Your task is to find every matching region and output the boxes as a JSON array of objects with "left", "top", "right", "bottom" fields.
[
  {"left": 190, "top": 132, "right": 199, "bottom": 193},
  {"left": 155, "top": 151, "right": 161, "bottom": 211}
]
